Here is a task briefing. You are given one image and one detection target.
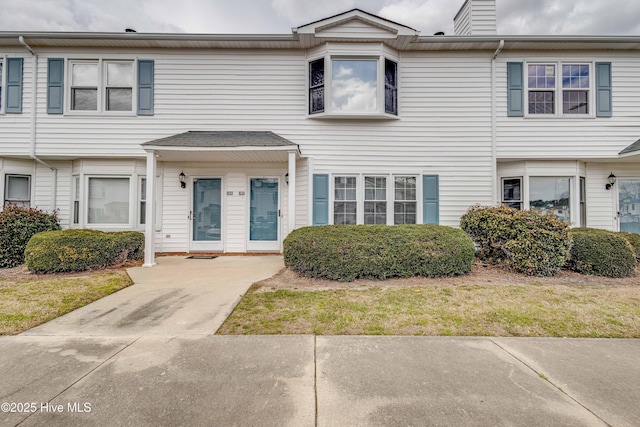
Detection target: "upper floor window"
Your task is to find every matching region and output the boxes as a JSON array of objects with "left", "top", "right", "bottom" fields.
[
  {"left": 527, "top": 63, "right": 590, "bottom": 115},
  {"left": 309, "top": 56, "right": 398, "bottom": 117},
  {"left": 69, "top": 60, "right": 134, "bottom": 113}
]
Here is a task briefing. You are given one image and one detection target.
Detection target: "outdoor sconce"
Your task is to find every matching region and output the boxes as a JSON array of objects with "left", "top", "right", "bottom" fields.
[
  {"left": 285, "top": 173, "right": 289, "bottom": 185},
  {"left": 179, "top": 171, "right": 186, "bottom": 189},
  {"left": 605, "top": 172, "right": 616, "bottom": 190}
]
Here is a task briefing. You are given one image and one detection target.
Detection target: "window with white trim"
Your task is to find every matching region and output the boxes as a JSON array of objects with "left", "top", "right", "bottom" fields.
[
  {"left": 334, "top": 176, "right": 357, "bottom": 225},
  {"left": 394, "top": 176, "right": 416, "bottom": 224},
  {"left": 529, "top": 177, "right": 571, "bottom": 222},
  {"left": 364, "top": 176, "right": 386, "bottom": 225},
  {"left": 4, "top": 174, "right": 31, "bottom": 208},
  {"left": 87, "top": 177, "right": 130, "bottom": 225},
  {"left": 502, "top": 177, "right": 523, "bottom": 210},
  {"left": 139, "top": 177, "right": 146, "bottom": 225},
  {"left": 308, "top": 56, "right": 398, "bottom": 116},
  {"left": 527, "top": 63, "right": 591, "bottom": 115},
  {"left": 73, "top": 176, "right": 80, "bottom": 224},
  {"left": 69, "top": 60, "right": 134, "bottom": 113},
  {"left": 0, "top": 59, "right": 3, "bottom": 112}
]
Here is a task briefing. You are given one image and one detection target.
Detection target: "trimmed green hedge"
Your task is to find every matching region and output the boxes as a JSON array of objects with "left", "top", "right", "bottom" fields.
[
  {"left": 460, "top": 205, "right": 572, "bottom": 276},
  {"left": 283, "top": 224, "right": 475, "bottom": 282},
  {"left": 619, "top": 232, "right": 640, "bottom": 261},
  {"left": 25, "top": 229, "right": 144, "bottom": 273},
  {"left": 0, "top": 205, "right": 60, "bottom": 268},
  {"left": 566, "top": 228, "right": 636, "bottom": 278}
]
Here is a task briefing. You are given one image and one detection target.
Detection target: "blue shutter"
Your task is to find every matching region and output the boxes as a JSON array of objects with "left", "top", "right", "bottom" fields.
[
  {"left": 422, "top": 175, "right": 439, "bottom": 225},
  {"left": 595, "top": 62, "right": 612, "bottom": 117},
  {"left": 312, "top": 174, "right": 329, "bottom": 226},
  {"left": 5, "top": 58, "right": 23, "bottom": 113},
  {"left": 507, "top": 62, "right": 524, "bottom": 117},
  {"left": 47, "top": 58, "right": 64, "bottom": 114},
  {"left": 137, "top": 59, "right": 154, "bottom": 115}
]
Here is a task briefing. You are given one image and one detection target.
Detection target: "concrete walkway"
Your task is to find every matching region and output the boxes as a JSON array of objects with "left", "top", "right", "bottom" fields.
[{"left": 2, "top": 256, "right": 639, "bottom": 426}]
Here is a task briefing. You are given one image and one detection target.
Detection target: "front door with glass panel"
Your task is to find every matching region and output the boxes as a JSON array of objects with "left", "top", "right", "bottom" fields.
[
  {"left": 191, "top": 178, "right": 222, "bottom": 251},
  {"left": 619, "top": 179, "right": 640, "bottom": 234},
  {"left": 248, "top": 178, "right": 279, "bottom": 251}
]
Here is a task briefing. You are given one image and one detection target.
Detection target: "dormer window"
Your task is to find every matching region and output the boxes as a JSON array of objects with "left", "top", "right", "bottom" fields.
[{"left": 308, "top": 53, "right": 398, "bottom": 118}]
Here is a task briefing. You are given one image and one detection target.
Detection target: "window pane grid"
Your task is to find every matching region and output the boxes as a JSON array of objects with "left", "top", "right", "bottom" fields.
[
  {"left": 334, "top": 176, "right": 356, "bottom": 225},
  {"left": 309, "top": 59, "right": 324, "bottom": 114},
  {"left": 394, "top": 176, "right": 416, "bottom": 224},
  {"left": 502, "top": 178, "right": 522, "bottom": 210},
  {"left": 364, "top": 176, "right": 386, "bottom": 225}
]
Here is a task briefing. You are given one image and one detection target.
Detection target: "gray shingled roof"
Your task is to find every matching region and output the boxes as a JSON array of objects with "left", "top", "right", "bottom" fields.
[
  {"left": 142, "top": 131, "right": 297, "bottom": 148},
  {"left": 620, "top": 139, "right": 640, "bottom": 155}
]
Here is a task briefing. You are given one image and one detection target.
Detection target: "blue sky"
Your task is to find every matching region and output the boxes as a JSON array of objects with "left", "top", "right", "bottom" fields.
[{"left": 1, "top": 0, "right": 639, "bottom": 36}]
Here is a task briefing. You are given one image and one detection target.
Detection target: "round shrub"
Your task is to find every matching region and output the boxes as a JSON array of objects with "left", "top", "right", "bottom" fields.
[
  {"left": 25, "top": 229, "right": 144, "bottom": 273},
  {"left": 0, "top": 205, "right": 60, "bottom": 268},
  {"left": 283, "top": 224, "right": 475, "bottom": 282},
  {"left": 460, "top": 205, "right": 571, "bottom": 276},
  {"left": 619, "top": 232, "right": 640, "bottom": 261},
  {"left": 567, "top": 228, "right": 636, "bottom": 278}
]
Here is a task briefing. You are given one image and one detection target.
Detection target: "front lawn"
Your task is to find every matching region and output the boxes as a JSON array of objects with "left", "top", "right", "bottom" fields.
[
  {"left": 0, "top": 268, "right": 133, "bottom": 335},
  {"left": 218, "top": 264, "right": 640, "bottom": 337}
]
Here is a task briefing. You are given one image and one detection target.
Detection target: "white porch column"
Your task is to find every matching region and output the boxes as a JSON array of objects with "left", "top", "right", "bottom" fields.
[
  {"left": 143, "top": 151, "right": 157, "bottom": 267},
  {"left": 288, "top": 150, "right": 296, "bottom": 233}
]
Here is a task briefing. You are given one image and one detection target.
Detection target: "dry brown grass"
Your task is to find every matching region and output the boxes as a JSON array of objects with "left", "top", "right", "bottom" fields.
[
  {"left": 218, "top": 262, "right": 640, "bottom": 337},
  {"left": 0, "top": 268, "right": 133, "bottom": 335}
]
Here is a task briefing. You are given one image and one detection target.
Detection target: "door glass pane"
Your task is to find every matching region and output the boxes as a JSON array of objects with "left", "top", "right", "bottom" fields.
[
  {"left": 250, "top": 178, "right": 278, "bottom": 241},
  {"left": 619, "top": 179, "right": 640, "bottom": 234},
  {"left": 193, "top": 179, "right": 221, "bottom": 241},
  {"left": 88, "top": 177, "right": 129, "bottom": 224}
]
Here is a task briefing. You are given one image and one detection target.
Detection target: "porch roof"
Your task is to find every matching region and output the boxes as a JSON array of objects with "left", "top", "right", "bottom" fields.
[
  {"left": 142, "top": 131, "right": 300, "bottom": 162},
  {"left": 619, "top": 139, "right": 640, "bottom": 158}
]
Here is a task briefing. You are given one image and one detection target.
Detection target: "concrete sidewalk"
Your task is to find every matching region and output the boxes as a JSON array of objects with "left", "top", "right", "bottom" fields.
[
  {"left": 23, "top": 255, "right": 284, "bottom": 337},
  {"left": 3, "top": 256, "right": 640, "bottom": 426},
  {"left": 1, "top": 336, "right": 639, "bottom": 426}
]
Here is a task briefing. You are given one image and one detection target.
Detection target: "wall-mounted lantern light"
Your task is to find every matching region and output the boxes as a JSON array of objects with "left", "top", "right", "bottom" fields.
[
  {"left": 285, "top": 173, "right": 289, "bottom": 185},
  {"left": 179, "top": 171, "right": 186, "bottom": 189},
  {"left": 605, "top": 172, "right": 616, "bottom": 190}
]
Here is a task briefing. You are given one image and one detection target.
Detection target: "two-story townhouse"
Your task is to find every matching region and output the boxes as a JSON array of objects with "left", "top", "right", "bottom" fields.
[{"left": 0, "top": 0, "right": 638, "bottom": 267}]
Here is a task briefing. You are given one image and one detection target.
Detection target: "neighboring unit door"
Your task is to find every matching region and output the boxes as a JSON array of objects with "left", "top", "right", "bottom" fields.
[
  {"left": 248, "top": 178, "right": 280, "bottom": 251},
  {"left": 619, "top": 179, "right": 640, "bottom": 234},
  {"left": 190, "top": 178, "right": 223, "bottom": 251}
]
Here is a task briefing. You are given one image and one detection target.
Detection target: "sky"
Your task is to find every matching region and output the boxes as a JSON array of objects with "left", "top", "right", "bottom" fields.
[{"left": 1, "top": 0, "right": 640, "bottom": 36}]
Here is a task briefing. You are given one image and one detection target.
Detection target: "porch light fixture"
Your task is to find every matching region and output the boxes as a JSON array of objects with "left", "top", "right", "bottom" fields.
[
  {"left": 179, "top": 171, "right": 186, "bottom": 189},
  {"left": 605, "top": 172, "right": 616, "bottom": 190},
  {"left": 285, "top": 173, "right": 289, "bottom": 185}
]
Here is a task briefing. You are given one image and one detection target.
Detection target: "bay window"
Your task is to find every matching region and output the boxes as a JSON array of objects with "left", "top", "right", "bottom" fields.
[
  {"left": 88, "top": 177, "right": 130, "bottom": 225},
  {"left": 529, "top": 177, "right": 571, "bottom": 221},
  {"left": 308, "top": 55, "right": 398, "bottom": 116}
]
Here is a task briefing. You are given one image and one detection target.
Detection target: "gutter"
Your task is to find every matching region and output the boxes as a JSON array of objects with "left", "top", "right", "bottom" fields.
[
  {"left": 19, "top": 36, "right": 58, "bottom": 209},
  {"left": 491, "top": 40, "right": 504, "bottom": 204}
]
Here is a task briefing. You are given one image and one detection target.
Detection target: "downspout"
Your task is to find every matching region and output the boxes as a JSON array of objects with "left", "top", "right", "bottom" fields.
[
  {"left": 491, "top": 39, "right": 504, "bottom": 204},
  {"left": 19, "top": 36, "right": 57, "bottom": 210}
]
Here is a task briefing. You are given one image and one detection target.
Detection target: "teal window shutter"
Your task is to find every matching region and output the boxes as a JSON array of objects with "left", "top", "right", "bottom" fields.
[
  {"left": 507, "top": 62, "right": 524, "bottom": 117},
  {"left": 5, "top": 58, "right": 23, "bottom": 113},
  {"left": 312, "top": 174, "right": 329, "bottom": 225},
  {"left": 422, "top": 175, "right": 439, "bottom": 224},
  {"left": 595, "top": 62, "right": 612, "bottom": 117},
  {"left": 137, "top": 59, "right": 154, "bottom": 115},
  {"left": 47, "top": 58, "right": 64, "bottom": 114}
]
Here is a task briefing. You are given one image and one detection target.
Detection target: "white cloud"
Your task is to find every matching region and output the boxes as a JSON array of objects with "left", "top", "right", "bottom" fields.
[
  {"left": 377, "top": 0, "right": 461, "bottom": 35},
  {"left": 271, "top": 0, "right": 356, "bottom": 26}
]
